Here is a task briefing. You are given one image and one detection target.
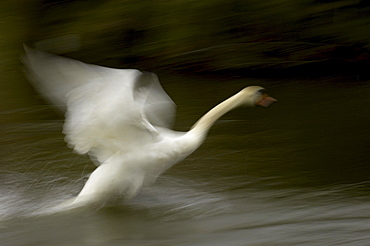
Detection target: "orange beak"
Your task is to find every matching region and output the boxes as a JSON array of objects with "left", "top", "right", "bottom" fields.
[{"left": 256, "top": 94, "right": 277, "bottom": 107}]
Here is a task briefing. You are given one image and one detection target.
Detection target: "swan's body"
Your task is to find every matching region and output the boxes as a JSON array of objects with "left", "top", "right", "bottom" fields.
[{"left": 23, "top": 47, "right": 275, "bottom": 209}]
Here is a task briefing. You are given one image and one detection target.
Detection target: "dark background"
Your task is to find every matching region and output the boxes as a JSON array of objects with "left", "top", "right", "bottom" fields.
[{"left": 21, "top": 0, "right": 370, "bottom": 76}]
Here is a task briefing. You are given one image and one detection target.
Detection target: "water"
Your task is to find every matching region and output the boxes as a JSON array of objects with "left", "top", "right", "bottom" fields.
[{"left": 1, "top": 75, "right": 370, "bottom": 245}]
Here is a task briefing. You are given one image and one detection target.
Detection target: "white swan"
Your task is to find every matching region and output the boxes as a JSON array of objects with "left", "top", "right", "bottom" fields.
[{"left": 23, "top": 46, "right": 276, "bottom": 209}]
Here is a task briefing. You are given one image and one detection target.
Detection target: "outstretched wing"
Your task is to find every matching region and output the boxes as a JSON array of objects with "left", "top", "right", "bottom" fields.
[
  {"left": 23, "top": 46, "right": 176, "bottom": 165},
  {"left": 23, "top": 45, "right": 104, "bottom": 111}
]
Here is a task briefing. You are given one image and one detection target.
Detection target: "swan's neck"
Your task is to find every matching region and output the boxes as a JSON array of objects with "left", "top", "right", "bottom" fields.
[{"left": 189, "top": 91, "right": 251, "bottom": 138}]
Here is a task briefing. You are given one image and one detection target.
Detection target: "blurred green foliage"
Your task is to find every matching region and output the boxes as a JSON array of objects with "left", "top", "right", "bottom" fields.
[{"left": 24, "top": 0, "right": 370, "bottom": 76}]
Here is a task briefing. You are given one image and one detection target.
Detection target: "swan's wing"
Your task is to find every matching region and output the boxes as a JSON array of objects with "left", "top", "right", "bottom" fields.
[
  {"left": 23, "top": 47, "right": 176, "bottom": 165},
  {"left": 23, "top": 46, "right": 176, "bottom": 127},
  {"left": 23, "top": 45, "right": 106, "bottom": 111},
  {"left": 63, "top": 69, "right": 151, "bottom": 164},
  {"left": 134, "top": 71, "right": 176, "bottom": 129}
]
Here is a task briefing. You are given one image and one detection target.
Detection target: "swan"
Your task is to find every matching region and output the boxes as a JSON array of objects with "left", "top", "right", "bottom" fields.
[{"left": 23, "top": 46, "right": 276, "bottom": 209}]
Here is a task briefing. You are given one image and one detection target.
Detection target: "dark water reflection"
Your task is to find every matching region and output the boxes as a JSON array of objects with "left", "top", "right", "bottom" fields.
[{"left": 1, "top": 75, "right": 370, "bottom": 245}]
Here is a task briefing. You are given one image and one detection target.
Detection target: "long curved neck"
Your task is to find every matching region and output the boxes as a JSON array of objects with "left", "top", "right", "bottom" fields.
[{"left": 188, "top": 91, "right": 250, "bottom": 138}]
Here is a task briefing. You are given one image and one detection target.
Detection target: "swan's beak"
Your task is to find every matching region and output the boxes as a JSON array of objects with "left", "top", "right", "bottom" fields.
[{"left": 256, "top": 94, "right": 277, "bottom": 107}]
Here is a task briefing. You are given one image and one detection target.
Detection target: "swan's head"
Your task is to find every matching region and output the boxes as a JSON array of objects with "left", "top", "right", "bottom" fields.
[{"left": 239, "top": 86, "right": 276, "bottom": 107}]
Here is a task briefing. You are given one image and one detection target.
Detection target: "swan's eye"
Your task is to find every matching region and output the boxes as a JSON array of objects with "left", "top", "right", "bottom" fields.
[{"left": 258, "top": 89, "right": 267, "bottom": 95}]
